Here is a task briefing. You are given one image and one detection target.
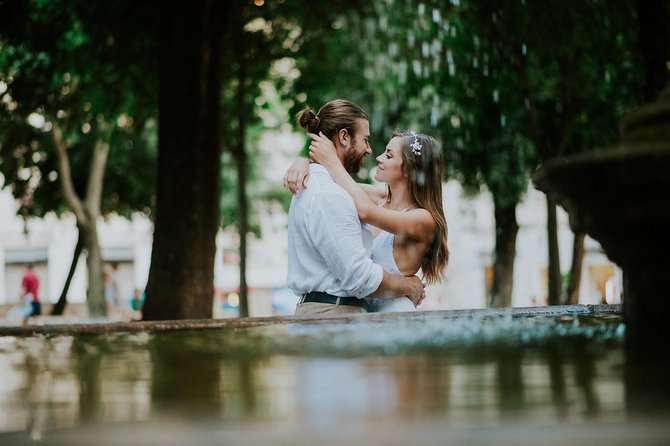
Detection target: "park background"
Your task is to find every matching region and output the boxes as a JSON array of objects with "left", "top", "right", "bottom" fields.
[
  {"left": 0, "top": 147, "right": 621, "bottom": 318},
  {"left": 0, "top": 0, "right": 664, "bottom": 320}
]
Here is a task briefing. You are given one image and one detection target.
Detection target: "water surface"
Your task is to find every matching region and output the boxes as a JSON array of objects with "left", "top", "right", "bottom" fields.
[{"left": 1, "top": 310, "right": 668, "bottom": 444}]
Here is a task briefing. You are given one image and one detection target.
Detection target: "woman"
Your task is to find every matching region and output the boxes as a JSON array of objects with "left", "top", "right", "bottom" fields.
[{"left": 284, "top": 130, "right": 449, "bottom": 312}]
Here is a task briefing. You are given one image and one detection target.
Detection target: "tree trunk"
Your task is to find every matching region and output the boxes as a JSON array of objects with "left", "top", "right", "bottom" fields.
[
  {"left": 143, "top": 0, "right": 224, "bottom": 320},
  {"left": 82, "top": 130, "right": 111, "bottom": 317},
  {"left": 489, "top": 201, "right": 519, "bottom": 308},
  {"left": 50, "top": 231, "right": 85, "bottom": 316},
  {"left": 635, "top": 0, "right": 670, "bottom": 102},
  {"left": 83, "top": 219, "right": 106, "bottom": 317},
  {"left": 51, "top": 120, "right": 110, "bottom": 317},
  {"left": 566, "top": 232, "right": 586, "bottom": 305},
  {"left": 235, "top": 65, "right": 249, "bottom": 318},
  {"left": 546, "top": 195, "right": 562, "bottom": 305}
]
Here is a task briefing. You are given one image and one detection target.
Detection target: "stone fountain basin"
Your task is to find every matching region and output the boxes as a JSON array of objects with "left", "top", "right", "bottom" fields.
[{"left": 532, "top": 143, "right": 670, "bottom": 267}]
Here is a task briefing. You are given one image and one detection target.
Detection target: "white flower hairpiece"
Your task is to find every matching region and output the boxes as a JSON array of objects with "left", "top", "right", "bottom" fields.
[{"left": 409, "top": 131, "right": 422, "bottom": 156}]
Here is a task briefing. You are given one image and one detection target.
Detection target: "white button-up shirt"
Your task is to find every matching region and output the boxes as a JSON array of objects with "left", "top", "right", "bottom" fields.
[{"left": 287, "top": 163, "right": 383, "bottom": 299}]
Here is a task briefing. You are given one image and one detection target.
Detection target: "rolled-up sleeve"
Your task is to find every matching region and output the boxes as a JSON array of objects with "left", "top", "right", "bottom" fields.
[{"left": 306, "top": 190, "right": 383, "bottom": 298}]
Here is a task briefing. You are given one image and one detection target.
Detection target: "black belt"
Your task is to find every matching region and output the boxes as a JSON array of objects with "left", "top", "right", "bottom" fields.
[{"left": 302, "top": 291, "right": 369, "bottom": 311}]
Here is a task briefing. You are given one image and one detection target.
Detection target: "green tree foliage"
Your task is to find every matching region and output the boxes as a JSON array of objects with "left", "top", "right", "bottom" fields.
[
  {"left": 442, "top": 0, "right": 642, "bottom": 305},
  {"left": 0, "top": 0, "right": 157, "bottom": 215},
  {"left": 0, "top": 0, "right": 158, "bottom": 314},
  {"left": 287, "top": 3, "right": 382, "bottom": 153}
]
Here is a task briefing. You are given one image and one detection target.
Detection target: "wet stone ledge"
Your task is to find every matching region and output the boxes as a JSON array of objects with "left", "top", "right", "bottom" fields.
[{"left": 0, "top": 304, "right": 622, "bottom": 338}]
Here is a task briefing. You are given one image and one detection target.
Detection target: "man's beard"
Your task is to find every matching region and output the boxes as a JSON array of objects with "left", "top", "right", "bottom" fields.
[{"left": 343, "top": 149, "right": 366, "bottom": 174}]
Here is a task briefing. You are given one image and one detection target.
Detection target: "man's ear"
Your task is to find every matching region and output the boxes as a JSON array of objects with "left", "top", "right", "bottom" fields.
[{"left": 337, "top": 127, "right": 350, "bottom": 149}]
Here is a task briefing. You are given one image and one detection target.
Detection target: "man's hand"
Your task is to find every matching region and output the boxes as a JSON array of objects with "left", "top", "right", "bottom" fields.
[
  {"left": 405, "top": 275, "right": 426, "bottom": 307},
  {"left": 369, "top": 271, "right": 426, "bottom": 307}
]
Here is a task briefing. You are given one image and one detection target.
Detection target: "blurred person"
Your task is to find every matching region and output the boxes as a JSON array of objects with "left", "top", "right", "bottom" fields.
[
  {"left": 20, "top": 263, "right": 41, "bottom": 325},
  {"left": 125, "top": 288, "right": 145, "bottom": 321},
  {"left": 103, "top": 262, "right": 122, "bottom": 317}
]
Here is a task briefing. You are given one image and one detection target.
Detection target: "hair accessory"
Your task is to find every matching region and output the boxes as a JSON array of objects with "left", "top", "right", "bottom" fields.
[{"left": 409, "top": 131, "right": 423, "bottom": 156}]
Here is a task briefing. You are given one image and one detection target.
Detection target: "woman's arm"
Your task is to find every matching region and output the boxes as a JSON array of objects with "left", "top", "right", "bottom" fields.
[
  {"left": 309, "top": 132, "right": 436, "bottom": 242},
  {"left": 358, "top": 183, "right": 387, "bottom": 205},
  {"left": 283, "top": 144, "right": 386, "bottom": 203}
]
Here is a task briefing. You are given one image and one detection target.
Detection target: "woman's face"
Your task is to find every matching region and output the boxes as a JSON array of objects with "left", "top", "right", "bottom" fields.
[{"left": 374, "top": 136, "right": 404, "bottom": 184}]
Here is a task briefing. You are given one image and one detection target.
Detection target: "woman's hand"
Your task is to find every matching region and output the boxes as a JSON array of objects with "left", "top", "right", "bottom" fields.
[
  {"left": 283, "top": 158, "right": 310, "bottom": 194},
  {"left": 309, "top": 132, "right": 339, "bottom": 168}
]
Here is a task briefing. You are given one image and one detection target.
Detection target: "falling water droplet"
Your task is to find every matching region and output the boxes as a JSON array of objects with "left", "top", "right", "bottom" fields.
[
  {"left": 413, "top": 60, "right": 422, "bottom": 77},
  {"left": 399, "top": 61, "right": 407, "bottom": 84}
]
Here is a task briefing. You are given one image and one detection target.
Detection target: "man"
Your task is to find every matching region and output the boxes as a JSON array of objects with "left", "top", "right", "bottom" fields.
[
  {"left": 287, "top": 99, "right": 424, "bottom": 315},
  {"left": 21, "top": 263, "right": 41, "bottom": 324}
]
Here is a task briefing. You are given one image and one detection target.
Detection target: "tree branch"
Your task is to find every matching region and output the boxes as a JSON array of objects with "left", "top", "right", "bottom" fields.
[
  {"left": 51, "top": 120, "right": 88, "bottom": 224},
  {"left": 84, "top": 120, "right": 113, "bottom": 217}
]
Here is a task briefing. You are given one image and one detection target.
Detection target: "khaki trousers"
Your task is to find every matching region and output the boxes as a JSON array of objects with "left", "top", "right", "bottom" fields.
[{"left": 295, "top": 301, "right": 367, "bottom": 315}]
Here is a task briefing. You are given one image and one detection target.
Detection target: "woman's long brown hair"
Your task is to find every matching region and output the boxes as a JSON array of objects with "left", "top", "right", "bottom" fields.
[{"left": 388, "top": 131, "right": 449, "bottom": 284}]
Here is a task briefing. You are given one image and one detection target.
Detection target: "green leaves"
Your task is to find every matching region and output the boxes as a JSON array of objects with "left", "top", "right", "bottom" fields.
[{"left": 0, "top": 0, "right": 158, "bottom": 219}]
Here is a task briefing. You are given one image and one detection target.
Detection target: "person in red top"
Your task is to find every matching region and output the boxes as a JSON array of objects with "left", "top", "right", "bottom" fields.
[{"left": 21, "top": 263, "right": 41, "bottom": 323}]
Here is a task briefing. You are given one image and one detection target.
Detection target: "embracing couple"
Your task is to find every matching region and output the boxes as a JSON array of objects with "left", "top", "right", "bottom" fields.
[{"left": 284, "top": 99, "right": 449, "bottom": 316}]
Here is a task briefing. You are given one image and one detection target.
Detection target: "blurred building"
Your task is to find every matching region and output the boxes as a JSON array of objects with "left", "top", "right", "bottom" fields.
[{"left": 424, "top": 181, "right": 622, "bottom": 311}]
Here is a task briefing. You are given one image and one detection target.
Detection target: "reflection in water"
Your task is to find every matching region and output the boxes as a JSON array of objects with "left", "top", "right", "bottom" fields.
[
  {"left": 149, "top": 334, "right": 221, "bottom": 419},
  {"left": 385, "top": 355, "right": 452, "bottom": 418},
  {"left": 574, "top": 343, "right": 600, "bottom": 417},
  {"left": 546, "top": 342, "right": 567, "bottom": 420},
  {"left": 72, "top": 337, "right": 102, "bottom": 424},
  {"left": 0, "top": 312, "right": 668, "bottom": 443},
  {"left": 625, "top": 352, "right": 670, "bottom": 415},
  {"left": 496, "top": 348, "right": 525, "bottom": 418}
]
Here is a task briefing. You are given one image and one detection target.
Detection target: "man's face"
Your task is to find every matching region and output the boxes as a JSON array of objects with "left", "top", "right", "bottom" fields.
[{"left": 342, "top": 118, "right": 372, "bottom": 174}]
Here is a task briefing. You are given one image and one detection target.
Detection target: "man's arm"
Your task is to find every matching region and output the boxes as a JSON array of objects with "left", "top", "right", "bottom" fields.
[{"left": 367, "top": 271, "right": 425, "bottom": 306}]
